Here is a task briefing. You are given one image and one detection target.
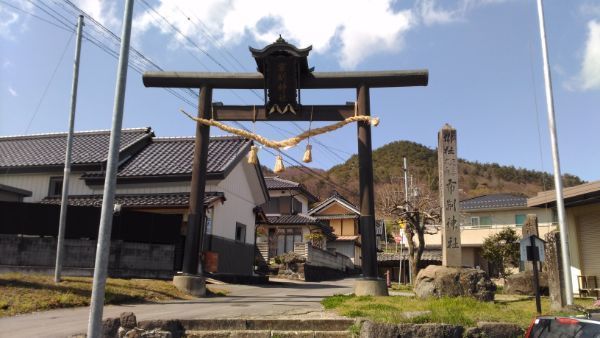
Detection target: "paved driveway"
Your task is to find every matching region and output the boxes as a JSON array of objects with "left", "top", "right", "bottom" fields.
[{"left": 0, "top": 278, "right": 356, "bottom": 338}]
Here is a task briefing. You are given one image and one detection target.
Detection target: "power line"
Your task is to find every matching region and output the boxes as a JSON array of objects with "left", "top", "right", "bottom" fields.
[
  {"left": 23, "top": 0, "right": 354, "bottom": 197},
  {"left": 25, "top": 30, "right": 75, "bottom": 133}
]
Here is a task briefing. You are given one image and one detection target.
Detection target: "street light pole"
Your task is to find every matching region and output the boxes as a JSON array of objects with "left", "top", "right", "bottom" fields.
[{"left": 536, "top": 0, "right": 574, "bottom": 305}]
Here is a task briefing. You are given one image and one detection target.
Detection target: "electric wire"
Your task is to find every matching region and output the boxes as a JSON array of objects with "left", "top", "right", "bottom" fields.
[
  {"left": 18, "top": 0, "right": 355, "bottom": 197},
  {"left": 24, "top": 30, "right": 75, "bottom": 133}
]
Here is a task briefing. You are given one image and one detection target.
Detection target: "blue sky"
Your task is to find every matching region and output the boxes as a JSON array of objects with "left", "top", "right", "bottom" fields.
[{"left": 1, "top": 0, "right": 599, "bottom": 182}]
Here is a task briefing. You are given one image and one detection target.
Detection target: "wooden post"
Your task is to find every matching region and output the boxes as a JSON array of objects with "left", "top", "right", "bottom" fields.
[
  {"left": 523, "top": 215, "right": 539, "bottom": 271},
  {"left": 182, "top": 85, "right": 212, "bottom": 275},
  {"left": 357, "top": 85, "right": 377, "bottom": 279},
  {"left": 438, "top": 124, "right": 461, "bottom": 267}
]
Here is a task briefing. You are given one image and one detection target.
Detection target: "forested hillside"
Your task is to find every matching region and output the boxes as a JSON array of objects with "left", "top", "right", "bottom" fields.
[{"left": 263, "top": 140, "right": 584, "bottom": 205}]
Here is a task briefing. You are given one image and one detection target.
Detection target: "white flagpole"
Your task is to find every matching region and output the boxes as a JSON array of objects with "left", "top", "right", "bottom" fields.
[{"left": 536, "top": 0, "right": 574, "bottom": 305}]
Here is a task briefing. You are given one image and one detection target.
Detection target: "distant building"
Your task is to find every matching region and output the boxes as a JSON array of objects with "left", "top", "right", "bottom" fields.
[
  {"left": 308, "top": 191, "right": 362, "bottom": 266},
  {"left": 256, "top": 177, "right": 334, "bottom": 260},
  {"left": 423, "top": 193, "right": 556, "bottom": 275},
  {"left": 528, "top": 180, "right": 600, "bottom": 296}
]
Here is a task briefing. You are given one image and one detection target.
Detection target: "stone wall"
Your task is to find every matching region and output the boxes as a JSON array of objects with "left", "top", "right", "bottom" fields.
[
  {"left": 305, "top": 243, "right": 354, "bottom": 271},
  {"left": 0, "top": 234, "right": 174, "bottom": 279}
]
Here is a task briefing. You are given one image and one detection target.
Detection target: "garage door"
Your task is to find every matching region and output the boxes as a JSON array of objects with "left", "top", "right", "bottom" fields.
[{"left": 578, "top": 212, "right": 600, "bottom": 277}]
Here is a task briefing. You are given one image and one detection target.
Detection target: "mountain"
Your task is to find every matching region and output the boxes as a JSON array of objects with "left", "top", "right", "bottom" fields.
[{"left": 263, "top": 140, "right": 584, "bottom": 205}]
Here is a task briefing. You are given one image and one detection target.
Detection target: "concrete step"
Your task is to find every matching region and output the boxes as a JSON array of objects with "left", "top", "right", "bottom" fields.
[{"left": 184, "top": 330, "right": 352, "bottom": 337}]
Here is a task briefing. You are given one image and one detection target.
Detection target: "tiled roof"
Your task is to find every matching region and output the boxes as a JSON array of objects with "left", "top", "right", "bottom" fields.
[
  {"left": 377, "top": 250, "right": 442, "bottom": 262},
  {"left": 0, "top": 128, "right": 152, "bottom": 169},
  {"left": 314, "top": 214, "right": 359, "bottom": 220},
  {"left": 265, "top": 177, "right": 300, "bottom": 189},
  {"left": 41, "top": 192, "right": 224, "bottom": 208},
  {"left": 335, "top": 235, "right": 360, "bottom": 241},
  {"left": 264, "top": 177, "right": 318, "bottom": 202},
  {"left": 83, "top": 136, "right": 251, "bottom": 179},
  {"left": 460, "top": 194, "right": 527, "bottom": 210},
  {"left": 309, "top": 191, "right": 359, "bottom": 215},
  {"left": 267, "top": 214, "right": 321, "bottom": 225},
  {"left": 266, "top": 214, "right": 334, "bottom": 239}
]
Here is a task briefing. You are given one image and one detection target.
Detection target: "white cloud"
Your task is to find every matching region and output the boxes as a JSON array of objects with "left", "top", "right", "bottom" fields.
[
  {"left": 133, "top": 0, "right": 414, "bottom": 69},
  {"left": 579, "top": 20, "right": 600, "bottom": 90},
  {"left": 73, "top": 0, "right": 119, "bottom": 30},
  {"left": 417, "top": 0, "right": 462, "bottom": 26},
  {"left": 8, "top": 86, "right": 18, "bottom": 97},
  {"left": 0, "top": 5, "right": 24, "bottom": 40},
  {"left": 131, "top": 0, "right": 509, "bottom": 69}
]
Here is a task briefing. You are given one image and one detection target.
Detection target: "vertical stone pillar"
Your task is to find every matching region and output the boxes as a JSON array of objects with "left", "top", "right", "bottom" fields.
[
  {"left": 522, "top": 214, "right": 539, "bottom": 271},
  {"left": 545, "top": 230, "right": 566, "bottom": 310},
  {"left": 438, "top": 124, "right": 461, "bottom": 267}
]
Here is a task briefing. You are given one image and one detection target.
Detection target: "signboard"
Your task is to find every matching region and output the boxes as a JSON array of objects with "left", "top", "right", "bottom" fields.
[{"left": 520, "top": 235, "right": 546, "bottom": 262}]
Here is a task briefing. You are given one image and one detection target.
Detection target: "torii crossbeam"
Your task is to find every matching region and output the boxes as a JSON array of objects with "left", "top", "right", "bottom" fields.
[{"left": 143, "top": 38, "right": 428, "bottom": 296}]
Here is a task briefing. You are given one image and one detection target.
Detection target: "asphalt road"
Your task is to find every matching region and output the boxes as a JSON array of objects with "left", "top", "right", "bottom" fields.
[{"left": 0, "top": 277, "right": 356, "bottom": 338}]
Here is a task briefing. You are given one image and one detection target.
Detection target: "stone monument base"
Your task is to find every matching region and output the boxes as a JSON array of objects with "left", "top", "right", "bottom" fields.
[
  {"left": 173, "top": 273, "right": 206, "bottom": 297},
  {"left": 354, "top": 278, "right": 389, "bottom": 296},
  {"left": 414, "top": 265, "right": 495, "bottom": 301}
]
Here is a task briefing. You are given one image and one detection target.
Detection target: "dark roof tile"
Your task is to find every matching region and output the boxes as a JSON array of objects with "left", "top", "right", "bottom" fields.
[
  {"left": 84, "top": 136, "right": 251, "bottom": 178},
  {"left": 41, "top": 192, "right": 224, "bottom": 208},
  {"left": 0, "top": 128, "right": 152, "bottom": 169},
  {"left": 460, "top": 194, "right": 527, "bottom": 210}
]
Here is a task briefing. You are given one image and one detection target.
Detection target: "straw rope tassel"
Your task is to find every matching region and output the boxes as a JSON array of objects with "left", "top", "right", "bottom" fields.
[
  {"left": 248, "top": 145, "right": 259, "bottom": 164},
  {"left": 274, "top": 154, "right": 285, "bottom": 173},
  {"left": 303, "top": 144, "right": 312, "bottom": 163},
  {"left": 247, "top": 105, "right": 259, "bottom": 164}
]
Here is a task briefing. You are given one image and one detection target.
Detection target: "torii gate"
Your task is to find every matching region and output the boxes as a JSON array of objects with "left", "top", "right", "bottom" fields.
[{"left": 143, "top": 37, "right": 428, "bottom": 295}]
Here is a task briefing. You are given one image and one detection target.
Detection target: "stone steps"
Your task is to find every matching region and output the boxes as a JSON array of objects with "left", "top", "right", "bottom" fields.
[
  {"left": 185, "top": 329, "right": 352, "bottom": 337},
  {"left": 100, "top": 316, "right": 358, "bottom": 338}
]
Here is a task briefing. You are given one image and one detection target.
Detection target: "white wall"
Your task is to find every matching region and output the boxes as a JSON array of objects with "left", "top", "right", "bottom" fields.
[
  {"left": 207, "top": 162, "right": 261, "bottom": 244},
  {"left": 0, "top": 172, "right": 93, "bottom": 202}
]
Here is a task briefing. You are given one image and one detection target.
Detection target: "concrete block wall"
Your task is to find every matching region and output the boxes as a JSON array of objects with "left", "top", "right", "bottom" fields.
[
  {"left": 305, "top": 244, "right": 354, "bottom": 271},
  {"left": 0, "top": 235, "right": 174, "bottom": 278}
]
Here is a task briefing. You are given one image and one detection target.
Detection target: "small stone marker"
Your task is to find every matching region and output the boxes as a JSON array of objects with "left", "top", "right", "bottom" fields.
[{"left": 438, "top": 124, "right": 461, "bottom": 267}]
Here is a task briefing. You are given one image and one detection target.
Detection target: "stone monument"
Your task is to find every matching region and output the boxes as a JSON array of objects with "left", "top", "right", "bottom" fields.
[{"left": 438, "top": 124, "right": 461, "bottom": 267}]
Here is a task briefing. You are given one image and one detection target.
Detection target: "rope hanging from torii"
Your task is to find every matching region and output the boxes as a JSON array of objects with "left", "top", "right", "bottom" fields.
[{"left": 179, "top": 104, "right": 380, "bottom": 173}]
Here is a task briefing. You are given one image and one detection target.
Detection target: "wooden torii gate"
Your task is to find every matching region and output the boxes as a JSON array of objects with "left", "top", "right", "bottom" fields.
[{"left": 143, "top": 38, "right": 428, "bottom": 295}]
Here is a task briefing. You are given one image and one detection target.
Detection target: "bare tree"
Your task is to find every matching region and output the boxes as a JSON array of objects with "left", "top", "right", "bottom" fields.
[{"left": 377, "top": 181, "right": 441, "bottom": 283}]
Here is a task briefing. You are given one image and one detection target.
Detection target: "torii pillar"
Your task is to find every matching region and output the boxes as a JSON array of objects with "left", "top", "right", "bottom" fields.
[{"left": 143, "top": 38, "right": 428, "bottom": 296}]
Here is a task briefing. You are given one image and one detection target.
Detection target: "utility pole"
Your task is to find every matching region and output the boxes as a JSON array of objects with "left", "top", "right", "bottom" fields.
[
  {"left": 536, "top": 0, "right": 574, "bottom": 305},
  {"left": 87, "top": 0, "right": 134, "bottom": 337},
  {"left": 402, "top": 157, "right": 409, "bottom": 284},
  {"left": 54, "top": 15, "right": 84, "bottom": 283}
]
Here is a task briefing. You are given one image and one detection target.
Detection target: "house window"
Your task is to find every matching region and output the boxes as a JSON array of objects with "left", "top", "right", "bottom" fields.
[
  {"left": 276, "top": 228, "right": 303, "bottom": 256},
  {"left": 48, "top": 177, "right": 63, "bottom": 196},
  {"left": 515, "top": 214, "right": 526, "bottom": 227},
  {"left": 470, "top": 217, "right": 480, "bottom": 227},
  {"left": 261, "top": 197, "right": 280, "bottom": 214},
  {"left": 235, "top": 223, "right": 246, "bottom": 243},
  {"left": 480, "top": 216, "right": 492, "bottom": 227},
  {"left": 205, "top": 214, "right": 213, "bottom": 235}
]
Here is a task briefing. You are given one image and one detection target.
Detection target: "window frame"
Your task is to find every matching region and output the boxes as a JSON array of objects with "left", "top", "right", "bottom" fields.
[
  {"left": 235, "top": 222, "right": 247, "bottom": 243},
  {"left": 48, "top": 176, "right": 63, "bottom": 197},
  {"left": 515, "top": 214, "right": 526, "bottom": 227}
]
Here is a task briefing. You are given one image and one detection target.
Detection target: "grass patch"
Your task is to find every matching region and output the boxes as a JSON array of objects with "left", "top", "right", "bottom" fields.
[
  {"left": 0, "top": 273, "right": 216, "bottom": 317},
  {"left": 322, "top": 294, "right": 596, "bottom": 328},
  {"left": 390, "top": 283, "right": 413, "bottom": 292}
]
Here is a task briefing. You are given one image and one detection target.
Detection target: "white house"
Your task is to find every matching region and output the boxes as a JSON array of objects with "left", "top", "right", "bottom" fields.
[{"left": 0, "top": 127, "right": 268, "bottom": 277}]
